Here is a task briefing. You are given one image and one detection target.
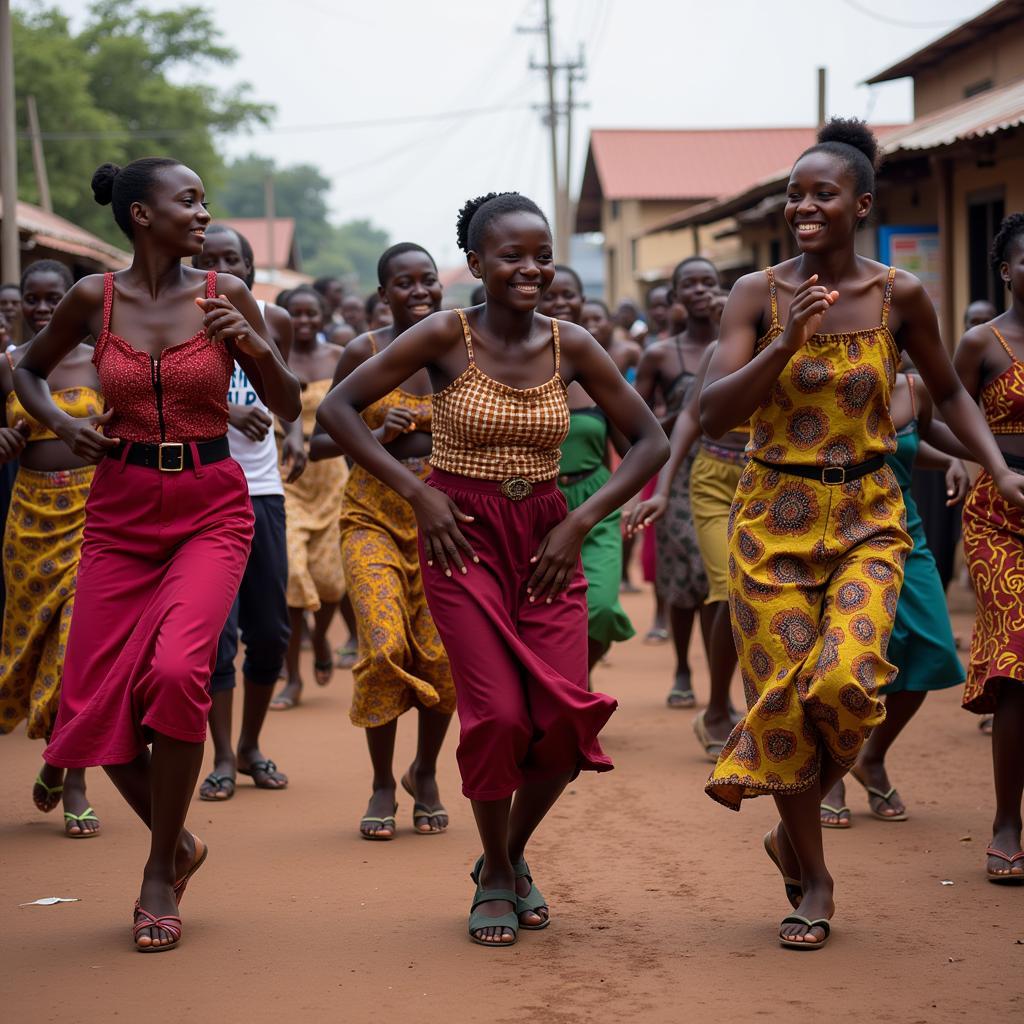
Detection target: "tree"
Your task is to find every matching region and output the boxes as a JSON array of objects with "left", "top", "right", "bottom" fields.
[
  {"left": 13, "top": 1, "right": 273, "bottom": 243},
  {"left": 306, "top": 220, "right": 391, "bottom": 286}
]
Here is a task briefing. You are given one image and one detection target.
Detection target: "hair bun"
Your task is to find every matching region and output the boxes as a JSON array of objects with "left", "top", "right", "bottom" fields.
[
  {"left": 817, "top": 118, "right": 879, "bottom": 170},
  {"left": 91, "top": 163, "right": 122, "bottom": 206}
]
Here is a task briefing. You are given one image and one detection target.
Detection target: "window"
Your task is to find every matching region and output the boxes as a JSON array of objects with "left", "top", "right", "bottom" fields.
[
  {"left": 967, "top": 189, "right": 1005, "bottom": 307},
  {"left": 610, "top": 200, "right": 620, "bottom": 220},
  {"left": 964, "top": 78, "right": 993, "bottom": 99},
  {"left": 769, "top": 238, "right": 782, "bottom": 266}
]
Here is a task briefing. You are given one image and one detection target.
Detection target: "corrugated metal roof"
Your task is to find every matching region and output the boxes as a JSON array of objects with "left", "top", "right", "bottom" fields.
[{"left": 0, "top": 196, "right": 130, "bottom": 270}]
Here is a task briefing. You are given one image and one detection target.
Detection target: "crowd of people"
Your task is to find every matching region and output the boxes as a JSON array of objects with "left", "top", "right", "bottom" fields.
[{"left": 2, "top": 116, "right": 1023, "bottom": 955}]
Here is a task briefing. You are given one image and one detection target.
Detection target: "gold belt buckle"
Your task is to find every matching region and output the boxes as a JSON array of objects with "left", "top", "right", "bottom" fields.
[
  {"left": 158, "top": 442, "right": 185, "bottom": 472},
  {"left": 500, "top": 476, "right": 532, "bottom": 501},
  {"left": 820, "top": 465, "right": 846, "bottom": 485}
]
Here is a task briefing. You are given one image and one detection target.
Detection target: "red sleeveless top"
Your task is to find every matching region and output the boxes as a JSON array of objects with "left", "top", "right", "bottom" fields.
[
  {"left": 93, "top": 271, "right": 234, "bottom": 443},
  {"left": 980, "top": 325, "right": 1024, "bottom": 435}
]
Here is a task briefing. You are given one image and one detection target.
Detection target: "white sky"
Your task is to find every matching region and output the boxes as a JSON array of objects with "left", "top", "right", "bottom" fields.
[{"left": 44, "top": 0, "right": 993, "bottom": 268}]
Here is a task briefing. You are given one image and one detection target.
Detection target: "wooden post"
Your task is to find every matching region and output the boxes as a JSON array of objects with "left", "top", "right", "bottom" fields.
[
  {"left": 26, "top": 95, "right": 51, "bottom": 214},
  {"left": 0, "top": 0, "right": 20, "bottom": 281}
]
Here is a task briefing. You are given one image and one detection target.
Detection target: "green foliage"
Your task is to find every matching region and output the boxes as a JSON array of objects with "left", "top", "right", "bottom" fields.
[
  {"left": 305, "top": 220, "right": 391, "bottom": 287},
  {"left": 13, "top": 0, "right": 273, "bottom": 243}
]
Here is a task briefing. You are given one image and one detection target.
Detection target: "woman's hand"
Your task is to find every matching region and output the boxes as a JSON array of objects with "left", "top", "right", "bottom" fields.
[
  {"left": 412, "top": 485, "right": 478, "bottom": 576},
  {"left": 228, "top": 403, "right": 273, "bottom": 442},
  {"left": 0, "top": 422, "right": 29, "bottom": 463},
  {"left": 57, "top": 409, "right": 119, "bottom": 464},
  {"left": 280, "top": 432, "right": 307, "bottom": 483},
  {"left": 526, "top": 515, "right": 587, "bottom": 603},
  {"left": 380, "top": 407, "right": 416, "bottom": 444},
  {"left": 626, "top": 494, "right": 667, "bottom": 535},
  {"left": 994, "top": 469, "right": 1024, "bottom": 511},
  {"left": 196, "top": 296, "right": 273, "bottom": 358},
  {"left": 944, "top": 459, "right": 970, "bottom": 505},
  {"left": 778, "top": 275, "right": 838, "bottom": 354}
]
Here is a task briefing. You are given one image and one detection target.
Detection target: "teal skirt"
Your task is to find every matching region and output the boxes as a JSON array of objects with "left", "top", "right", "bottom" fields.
[{"left": 559, "top": 464, "right": 635, "bottom": 646}]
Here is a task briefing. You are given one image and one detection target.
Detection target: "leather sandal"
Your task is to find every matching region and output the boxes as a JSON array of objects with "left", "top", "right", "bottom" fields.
[
  {"left": 173, "top": 835, "right": 209, "bottom": 904},
  {"left": 198, "top": 772, "right": 236, "bottom": 801},
  {"left": 133, "top": 905, "right": 183, "bottom": 953},
  {"left": 238, "top": 760, "right": 288, "bottom": 790},
  {"left": 778, "top": 915, "right": 831, "bottom": 950},
  {"left": 986, "top": 847, "right": 1024, "bottom": 884}
]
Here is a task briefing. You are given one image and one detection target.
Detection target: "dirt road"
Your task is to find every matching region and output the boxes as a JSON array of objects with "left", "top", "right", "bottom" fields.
[{"left": 3, "top": 588, "right": 1020, "bottom": 1023}]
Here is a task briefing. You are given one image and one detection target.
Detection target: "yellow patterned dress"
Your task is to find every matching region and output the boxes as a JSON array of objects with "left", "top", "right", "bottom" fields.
[
  {"left": 0, "top": 386, "right": 101, "bottom": 739},
  {"left": 707, "top": 266, "right": 911, "bottom": 810},
  {"left": 341, "top": 385, "right": 455, "bottom": 728},
  {"left": 282, "top": 378, "right": 347, "bottom": 610}
]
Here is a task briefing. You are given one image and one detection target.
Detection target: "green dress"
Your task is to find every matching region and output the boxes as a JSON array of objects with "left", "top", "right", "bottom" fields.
[
  {"left": 884, "top": 417, "right": 965, "bottom": 692},
  {"left": 558, "top": 409, "right": 635, "bottom": 646}
]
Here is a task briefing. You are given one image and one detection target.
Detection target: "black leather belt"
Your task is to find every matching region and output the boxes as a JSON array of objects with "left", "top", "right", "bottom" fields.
[
  {"left": 108, "top": 437, "right": 231, "bottom": 472},
  {"left": 558, "top": 466, "right": 600, "bottom": 486},
  {"left": 752, "top": 454, "right": 884, "bottom": 486}
]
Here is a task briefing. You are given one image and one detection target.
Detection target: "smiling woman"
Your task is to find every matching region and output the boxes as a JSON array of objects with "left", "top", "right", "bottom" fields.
[
  {"left": 316, "top": 190, "right": 669, "bottom": 948},
  {"left": 11, "top": 156, "right": 300, "bottom": 954}
]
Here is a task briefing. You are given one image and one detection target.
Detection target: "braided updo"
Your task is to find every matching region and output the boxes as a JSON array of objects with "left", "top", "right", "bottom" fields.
[
  {"left": 91, "top": 157, "right": 183, "bottom": 240},
  {"left": 455, "top": 192, "right": 549, "bottom": 253}
]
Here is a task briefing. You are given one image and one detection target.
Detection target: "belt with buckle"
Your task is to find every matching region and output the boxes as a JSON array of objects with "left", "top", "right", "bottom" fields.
[
  {"left": 557, "top": 466, "right": 599, "bottom": 487},
  {"left": 109, "top": 437, "right": 232, "bottom": 473},
  {"left": 499, "top": 476, "right": 533, "bottom": 501},
  {"left": 752, "top": 454, "right": 884, "bottom": 486}
]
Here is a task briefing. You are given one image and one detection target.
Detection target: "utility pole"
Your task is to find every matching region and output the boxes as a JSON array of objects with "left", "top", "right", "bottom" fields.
[
  {"left": 817, "top": 66, "right": 827, "bottom": 127},
  {"left": 562, "top": 47, "right": 587, "bottom": 257},
  {"left": 0, "top": 0, "right": 20, "bottom": 282},
  {"left": 26, "top": 95, "right": 52, "bottom": 214}
]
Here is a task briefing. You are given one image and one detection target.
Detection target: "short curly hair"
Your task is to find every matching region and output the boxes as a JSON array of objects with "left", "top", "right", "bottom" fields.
[
  {"left": 455, "top": 192, "right": 548, "bottom": 253},
  {"left": 990, "top": 212, "right": 1024, "bottom": 273}
]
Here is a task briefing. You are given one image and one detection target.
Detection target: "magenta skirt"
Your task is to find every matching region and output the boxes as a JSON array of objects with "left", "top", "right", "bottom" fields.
[
  {"left": 419, "top": 469, "right": 617, "bottom": 801},
  {"left": 44, "top": 452, "right": 253, "bottom": 767}
]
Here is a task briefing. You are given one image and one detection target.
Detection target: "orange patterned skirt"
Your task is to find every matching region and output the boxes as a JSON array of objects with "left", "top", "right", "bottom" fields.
[{"left": 961, "top": 471, "right": 1024, "bottom": 714}]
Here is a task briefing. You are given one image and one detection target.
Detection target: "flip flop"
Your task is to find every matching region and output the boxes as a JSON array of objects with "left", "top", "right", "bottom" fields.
[
  {"left": 360, "top": 803, "right": 398, "bottom": 841},
  {"left": 819, "top": 802, "right": 852, "bottom": 829},
  {"left": 238, "top": 759, "right": 288, "bottom": 790},
  {"left": 985, "top": 847, "right": 1024, "bottom": 884},
  {"left": 269, "top": 689, "right": 299, "bottom": 711},
  {"left": 667, "top": 672, "right": 696, "bottom": 708},
  {"left": 468, "top": 882, "right": 519, "bottom": 948},
  {"left": 979, "top": 716, "right": 993, "bottom": 736},
  {"left": 63, "top": 807, "right": 101, "bottom": 838},
  {"left": 762, "top": 830, "right": 802, "bottom": 910},
  {"left": 400, "top": 774, "right": 447, "bottom": 834},
  {"left": 692, "top": 710, "right": 727, "bottom": 762},
  {"left": 644, "top": 628, "right": 669, "bottom": 645},
  {"left": 133, "top": 904, "right": 183, "bottom": 953},
  {"left": 173, "top": 835, "right": 209, "bottom": 904},
  {"left": 778, "top": 915, "right": 831, "bottom": 950},
  {"left": 850, "top": 769, "right": 907, "bottom": 821},
  {"left": 33, "top": 771, "right": 64, "bottom": 813},
  {"left": 198, "top": 772, "right": 236, "bottom": 801},
  {"left": 314, "top": 658, "right": 334, "bottom": 687}
]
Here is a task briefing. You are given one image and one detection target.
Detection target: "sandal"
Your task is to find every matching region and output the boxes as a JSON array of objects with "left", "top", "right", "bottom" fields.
[
  {"left": 173, "top": 834, "right": 209, "bottom": 904},
  {"left": 762, "top": 830, "right": 802, "bottom": 910},
  {"left": 133, "top": 904, "right": 183, "bottom": 953},
  {"left": 849, "top": 769, "right": 907, "bottom": 821},
  {"left": 979, "top": 716, "right": 993, "bottom": 736},
  {"left": 269, "top": 688, "right": 300, "bottom": 711},
  {"left": 471, "top": 855, "right": 550, "bottom": 930},
  {"left": 986, "top": 847, "right": 1024, "bottom": 884},
  {"left": 32, "top": 771, "right": 64, "bottom": 813},
  {"left": 63, "top": 807, "right": 101, "bottom": 838},
  {"left": 778, "top": 915, "right": 831, "bottom": 950},
  {"left": 692, "top": 709, "right": 727, "bottom": 762},
  {"left": 819, "top": 802, "right": 852, "bottom": 829},
  {"left": 336, "top": 641, "right": 358, "bottom": 670},
  {"left": 468, "top": 879, "right": 519, "bottom": 948},
  {"left": 314, "top": 658, "right": 334, "bottom": 687},
  {"left": 667, "top": 672, "right": 696, "bottom": 709},
  {"left": 400, "top": 774, "right": 447, "bottom": 834},
  {"left": 198, "top": 772, "right": 236, "bottom": 801},
  {"left": 238, "top": 759, "right": 288, "bottom": 790},
  {"left": 360, "top": 803, "right": 398, "bottom": 841},
  {"left": 644, "top": 627, "right": 669, "bottom": 645}
]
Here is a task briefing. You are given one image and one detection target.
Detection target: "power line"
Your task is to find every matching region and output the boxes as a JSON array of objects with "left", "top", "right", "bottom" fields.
[{"left": 839, "top": 0, "right": 957, "bottom": 29}]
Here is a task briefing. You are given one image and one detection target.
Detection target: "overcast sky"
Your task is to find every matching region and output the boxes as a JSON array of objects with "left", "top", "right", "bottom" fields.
[{"left": 47, "top": 0, "right": 992, "bottom": 268}]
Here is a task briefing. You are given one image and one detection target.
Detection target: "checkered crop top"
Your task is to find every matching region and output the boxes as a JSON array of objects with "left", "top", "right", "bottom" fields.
[{"left": 429, "top": 309, "right": 569, "bottom": 482}]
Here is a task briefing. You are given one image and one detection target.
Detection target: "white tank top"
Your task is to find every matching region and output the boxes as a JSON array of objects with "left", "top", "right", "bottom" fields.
[{"left": 227, "top": 299, "right": 284, "bottom": 497}]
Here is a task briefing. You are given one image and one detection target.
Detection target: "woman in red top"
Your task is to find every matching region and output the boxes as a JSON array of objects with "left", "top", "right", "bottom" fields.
[{"left": 14, "top": 158, "right": 300, "bottom": 952}]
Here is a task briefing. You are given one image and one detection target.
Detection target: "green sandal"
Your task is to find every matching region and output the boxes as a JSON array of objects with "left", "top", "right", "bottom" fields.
[
  {"left": 63, "top": 807, "right": 100, "bottom": 838},
  {"left": 33, "top": 771, "right": 64, "bottom": 813},
  {"left": 514, "top": 859, "right": 550, "bottom": 930},
  {"left": 468, "top": 882, "right": 519, "bottom": 947},
  {"left": 359, "top": 803, "right": 398, "bottom": 841}
]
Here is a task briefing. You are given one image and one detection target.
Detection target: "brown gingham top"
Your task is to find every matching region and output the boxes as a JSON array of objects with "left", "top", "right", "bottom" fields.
[{"left": 429, "top": 308, "right": 570, "bottom": 482}]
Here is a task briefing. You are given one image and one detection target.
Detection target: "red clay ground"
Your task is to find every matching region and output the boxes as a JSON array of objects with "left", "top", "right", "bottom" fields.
[{"left": 3, "top": 586, "right": 1021, "bottom": 1023}]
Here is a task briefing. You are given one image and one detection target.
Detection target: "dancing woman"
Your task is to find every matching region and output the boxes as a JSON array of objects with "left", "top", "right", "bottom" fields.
[
  {"left": 700, "top": 121, "right": 1024, "bottom": 949},
  {"left": 14, "top": 158, "right": 300, "bottom": 951},
  {"left": 953, "top": 212, "right": 1024, "bottom": 882},
  {"left": 0, "top": 260, "right": 104, "bottom": 837},
  {"left": 318, "top": 192, "right": 667, "bottom": 946},
  {"left": 309, "top": 243, "right": 456, "bottom": 840}
]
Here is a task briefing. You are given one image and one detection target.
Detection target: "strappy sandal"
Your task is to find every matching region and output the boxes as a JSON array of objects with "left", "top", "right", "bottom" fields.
[
  {"left": 63, "top": 807, "right": 100, "bottom": 838},
  {"left": 400, "top": 774, "right": 447, "bottom": 834},
  {"left": 471, "top": 855, "right": 550, "bottom": 930},
  {"left": 238, "top": 759, "right": 288, "bottom": 790},
  {"left": 778, "top": 915, "right": 831, "bottom": 950},
  {"left": 692, "top": 710, "right": 727, "bottom": 762},
  {"left": 819, "top": 802, "right": 852, "bottom": 829},
  {"left": 468, "top": 881, "right": 519, "bottom": 948},
  {"left": 173, "top": 835, "right": 209, "bottom": 904},
  {"left": 850, "top": 769, "right": 907, "bottom": 821},
  {"left": 32, "top": 771, "right": 63, "bottom": 813},
  {"left": 986, "top": 847, "right": 1024, "bottom": 884},
  {"left": 762, "top": 830, "right": 802, "bottom": 910},
  {"left": 133, "top": 905, "right": 183, "bottom": 953},
  {"left": 360, "top": 803, "right": 398, "bottom": 841},
  {"left": 198, "top": 772, "right": 236, "bottom": 801}
]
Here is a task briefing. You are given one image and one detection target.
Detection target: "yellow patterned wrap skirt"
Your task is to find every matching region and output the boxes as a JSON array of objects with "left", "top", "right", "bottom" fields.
[
  {"left": 340, "top": 459, "right": 455, "bottom": 728},
  {"left": 0, "top": 465, "right": 94, "bottom": 739},
  {"left": 706, "top": 461, "right": 910, "bottom": 810},
  {"left": 690, "top": 444, "right": 745, "bottom": 605}
]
